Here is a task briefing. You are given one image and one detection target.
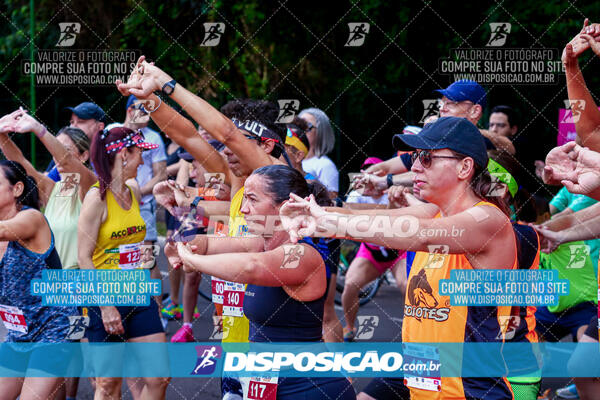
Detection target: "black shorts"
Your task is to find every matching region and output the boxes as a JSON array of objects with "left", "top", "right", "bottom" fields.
[
  {"left": 535, "top": 301, "right": 597, "bottom": 341},
  {"left": 85, "top": 301, "right": 163, "bottom": 342},
  {"left": 584, "top": 315, "right": 599, "bottom": 341},
  {"left": 326, "top": 239, "right": 340, "bottom": 276},
  {"left": 361, "top": 377, "right": 410, "bottom": 399}
]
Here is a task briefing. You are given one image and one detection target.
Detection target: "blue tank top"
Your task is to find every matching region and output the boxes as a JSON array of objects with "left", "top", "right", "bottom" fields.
[
  {"left": 243, "top": 238, "right": 329, "bottom": 342},
  {"left": 0, "top": 208, "right": 75, "bottom": 342}
]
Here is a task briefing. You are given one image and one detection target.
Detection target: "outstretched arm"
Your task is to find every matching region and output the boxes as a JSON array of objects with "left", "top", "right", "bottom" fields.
[
  {"left": 0, "top": 208, "right": 47, "bottom": 242},
  {"left": 563, "top": 20, "right": 600, "bottom": 151},
  {"left": 281, "top": 194, "right": 515, "bottom": 269},
  {"left": 536, "top": 212, "right": 600, "bottom": 253},
  {"left": 116, "top": 57, "right": 277, "bottom": 175},
  {"left": 12, "top": 109, "right": 96, "bottom": 201},
  {"left": 540, "top": 202, "right": 600, "bottom": 231},
  {"left": 177, "top": 241, "right": 326, "bottom": 301},
  {"left": 0, "top": 110, "right": 55, "bottom": 205},
  {"left": 363, "top": 157, "right": 408, "bottom": 175},
  {"left": 128, "top": 93, "right": 234, "bottom": 185}
]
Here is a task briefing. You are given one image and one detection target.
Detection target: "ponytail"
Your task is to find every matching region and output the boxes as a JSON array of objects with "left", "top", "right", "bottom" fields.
[
  {"left": 0, "top": 160, "right": 40, "bottom": 210},
  {"left": 251, "top": 164, "right": 332, "bottom": 206},
  {"left": 470, "top": 164, "right": 512, "bottom": 217},
  {"left": 307, "top": 180, "right": 332, "bottom": 206}
]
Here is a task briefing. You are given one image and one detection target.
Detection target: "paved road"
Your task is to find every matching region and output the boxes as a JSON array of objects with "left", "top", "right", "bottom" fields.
[{"left": 2, "top": 240, "right": 572, "bottom": 399}]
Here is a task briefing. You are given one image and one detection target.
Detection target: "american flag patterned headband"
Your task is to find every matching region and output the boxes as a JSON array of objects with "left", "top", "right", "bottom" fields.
[{"left": 104, "top": 130, "right": 159, "bottom": 154}]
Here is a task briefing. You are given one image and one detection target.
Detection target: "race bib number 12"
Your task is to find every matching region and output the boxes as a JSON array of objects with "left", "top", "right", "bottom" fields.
[{"left": 119, "top": 243, "right": 141, "bottom": 269}]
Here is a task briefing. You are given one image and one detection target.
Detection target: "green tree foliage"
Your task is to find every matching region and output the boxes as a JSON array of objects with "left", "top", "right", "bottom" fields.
[{"left": 1, "top": 0, "right": 600, "bottom": 193}]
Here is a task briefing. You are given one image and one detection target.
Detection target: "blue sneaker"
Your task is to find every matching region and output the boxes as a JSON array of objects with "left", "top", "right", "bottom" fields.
[{"left": 556, "top": 384, "right": 579, "bottom": 399}]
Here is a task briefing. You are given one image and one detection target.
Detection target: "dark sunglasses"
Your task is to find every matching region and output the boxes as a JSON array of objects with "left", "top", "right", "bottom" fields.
[{"left": 411, "top": 150, "right": 463, "bottom": 168}]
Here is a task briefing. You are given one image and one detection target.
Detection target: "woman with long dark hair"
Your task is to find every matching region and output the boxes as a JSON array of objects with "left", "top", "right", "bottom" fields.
[
  {"left": 77, "top": 126, "right": 169, "bottom": 399},
  {"left": 0, "top": 160, "right": 76, "bottom": 399}
]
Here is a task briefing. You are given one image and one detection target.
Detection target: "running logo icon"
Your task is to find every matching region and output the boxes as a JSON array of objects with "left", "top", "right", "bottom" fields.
[
  {"left": 130, "top": 99, "right": 155, "bottom": 124},
  {"left": 208, "top": 318, "right": 231, "bottom": 341},
  {"left": 66, "top": 315, "right": 90, "bottom": 340},
  {"left": 424, "top": 245, "right": 449, "bottom": 269},
  {"left": 355, "top": 315, "right": 379, "bottom": 339},
  {"left": 488, "top": 173, "right": 511, "bottom": 197},
  {"left": 345, "top": 23, "right": 370, "bottom": 47},
  {"left": 201, "top": 23, "right": 225, "bottom": 47},
  {"left": 191, "top": 345, "right": 222, "bottom": 375},
  {"left": 56, "top": 173, "right": 80, "bottom": 197},
  {"left": 561, "top": 99, "right": 586, "bottom": 123},
  {"left": 486, "top": 23, "right": 511, "bottom": 47},
  {"left": 496, "top": 316, "right": 520, "bottom": 340},
  {"left": 171, "top": 206, "right": 206, "bottom": 242},
  {"left": 281, "top": 244, "right": 305, "bottom": 269},
  {"left": 419, "top": 100, "right": 440, "bottom": 124},
  {"left": 566, "top": 244, "right": 589, "bottom": 269},
  {"left": 56, "top": 23, "right": 81, "bottom": 47},
  {"left": 204, "top": 172, "right": 226, "bottom": 197},
  {"left": 276, "top": 100, "right": 300, "bottom": 123}
]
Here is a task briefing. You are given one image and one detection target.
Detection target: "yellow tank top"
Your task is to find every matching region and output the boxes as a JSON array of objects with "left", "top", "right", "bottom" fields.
[
  {"left": 91, "top": 183, "right": 147, "bottom": 270},
  {"left": 402, "top": 201, "right": 517, "bottom": 400},
  {"left": 222, "top": 186, "right": 250, "bottom": 343}
]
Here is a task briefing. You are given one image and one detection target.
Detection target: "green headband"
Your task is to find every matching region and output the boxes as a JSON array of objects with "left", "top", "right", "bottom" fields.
[{"left": 487, "top": 158, "right": 518, "bottom": 198}]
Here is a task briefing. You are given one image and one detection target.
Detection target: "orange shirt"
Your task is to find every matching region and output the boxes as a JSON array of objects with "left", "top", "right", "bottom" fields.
[{"left": 402, "top": 201, "right": 517, "bottom": 400}]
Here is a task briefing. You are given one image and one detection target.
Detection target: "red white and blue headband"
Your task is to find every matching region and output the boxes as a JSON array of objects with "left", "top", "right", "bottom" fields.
[{"left": 103, "top": 130, "right": 159, "bottom": 154}]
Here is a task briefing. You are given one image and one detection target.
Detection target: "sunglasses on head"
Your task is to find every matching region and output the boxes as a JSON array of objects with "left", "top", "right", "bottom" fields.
[{"left": 410, "top": 150, "right": 463, "bottom": 168}]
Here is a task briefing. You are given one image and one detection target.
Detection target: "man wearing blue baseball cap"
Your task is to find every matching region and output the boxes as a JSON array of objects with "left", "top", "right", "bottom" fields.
[
  {"left": 436, "top": 79, "right": 487, "bottom": 125},
  {"left": 437, "top": 80, "right": 515, "bottom": 155},
  {"left": 45, "top": 102, "right": 107, "bottom": 182},
  {"left": 65, "top": 101, "right": 106, "bottom": 139},
  {"left": 363, "top": 80, "right": 514, "bottom": 183}
]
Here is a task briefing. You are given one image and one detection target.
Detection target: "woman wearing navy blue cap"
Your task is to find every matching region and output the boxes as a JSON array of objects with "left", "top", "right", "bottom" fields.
[{"left": 281, "top": 117, "right": 521, "bottom": 400}]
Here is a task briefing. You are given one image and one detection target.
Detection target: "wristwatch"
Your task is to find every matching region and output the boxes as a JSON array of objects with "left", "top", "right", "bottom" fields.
[
  {"left": 161, "top": 79, "right": 176, "bottom": 96},
  {"left": 387, "top": 174, "right": 394, "bottom": 188}
]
